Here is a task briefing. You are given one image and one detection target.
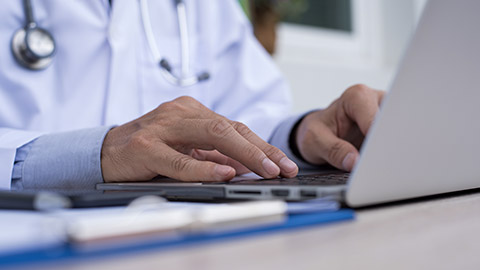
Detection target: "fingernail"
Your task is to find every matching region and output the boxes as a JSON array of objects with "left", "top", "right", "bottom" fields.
[
  {"left": 262, "top": 158, "right": 280, "bottom": 176},
  {"left": 342, "top": 152, "right": 356, "bottom": 171},
  {"left": 214, "top": 165, "right": 233, "bottom": 180},
  {"left": 279, "top": 157, "right": 298, "bottom": 173}
]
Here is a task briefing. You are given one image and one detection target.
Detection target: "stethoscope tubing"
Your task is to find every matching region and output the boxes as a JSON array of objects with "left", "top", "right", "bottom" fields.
[
  {"left": 176, "top": 1, "right": 190, "bottom": 77},
  {"left": 140, "top": 0, "right": 209, "bottom": 87},
  {"left": 23, "top": 0, "right": 35, "bottom": 26}
]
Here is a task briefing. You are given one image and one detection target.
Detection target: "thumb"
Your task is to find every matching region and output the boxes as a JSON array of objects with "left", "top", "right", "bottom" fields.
[{"left": 322, "top": 135, "right": 359, "bottom": 172}]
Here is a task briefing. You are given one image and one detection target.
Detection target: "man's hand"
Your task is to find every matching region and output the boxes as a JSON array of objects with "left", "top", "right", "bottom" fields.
[
  {"left": 295, "top": 84, "right": 385, "bottom": 171},
  {"left": 101, "top": 96, "right": 298, "bottom": 182}
]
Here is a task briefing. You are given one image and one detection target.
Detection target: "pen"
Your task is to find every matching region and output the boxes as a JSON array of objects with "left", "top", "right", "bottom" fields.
[
  {"left": 68, "top": 191, "right": 166, "bottom": 208},
  {"left": 0, "top": 191, "right": 168, "bottom": 211},
  {"left": 0, "top": 191, "right": 71, "bottom": 211}
]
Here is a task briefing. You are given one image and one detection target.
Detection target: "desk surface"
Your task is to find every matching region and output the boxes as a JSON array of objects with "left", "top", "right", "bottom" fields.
[{"left": 34, "top": 191, "right": 480, "bottom": 270}]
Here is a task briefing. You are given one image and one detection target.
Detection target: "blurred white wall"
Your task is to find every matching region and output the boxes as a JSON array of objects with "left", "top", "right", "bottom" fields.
[{"left": 274, "top": 0, "right": 428, "bottom": 113}]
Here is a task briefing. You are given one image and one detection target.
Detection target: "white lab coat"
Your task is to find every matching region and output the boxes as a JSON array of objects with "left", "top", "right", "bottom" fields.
[{"left": 0, "top": 0, "right": 292, "bottom": 189}]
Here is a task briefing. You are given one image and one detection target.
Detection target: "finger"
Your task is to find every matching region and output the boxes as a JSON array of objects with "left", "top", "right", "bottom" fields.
[
  {"left": 377, "top": 90, "right": 386, "bottom": 106},
  {"left": 191, "top": 149, "right": 251, "bottom": 175},
  {"left": 170, "top": 119, "right": 282, "bottom": 179},
  {"left": 343, "top": 85, "right": 382, "bottom": 136},
  {"left": 229, "top": 121, "right": 298, "bottom": 178},
  {"left": 304, "top": 123, "right": 359, "bottom": 172},
  {"left": 153, "top": 146, "right": 236, "bottom": 182},
  {"left": 170, "top": 103, "right": 297, "bottom": 177}
]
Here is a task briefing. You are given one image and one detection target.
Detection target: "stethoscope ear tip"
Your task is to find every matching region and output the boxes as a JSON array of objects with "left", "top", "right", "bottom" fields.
[
  {"left": 198, "top": 72, "right": 210, "bottom": 82},
  {"left": 159, "top": 59, "right": 172, "bottom": 72}
]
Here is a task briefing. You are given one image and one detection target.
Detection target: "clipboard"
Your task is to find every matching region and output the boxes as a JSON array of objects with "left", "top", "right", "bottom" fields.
[{"left": 0, "top": 209, "right": 354, "bottom": 267}]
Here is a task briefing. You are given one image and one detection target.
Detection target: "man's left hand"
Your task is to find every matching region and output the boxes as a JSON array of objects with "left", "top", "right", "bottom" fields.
[{"left": 295, "top": 84, "right": 385, "bottom": 171}]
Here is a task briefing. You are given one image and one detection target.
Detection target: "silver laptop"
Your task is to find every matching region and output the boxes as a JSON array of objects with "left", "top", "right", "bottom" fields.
[{"left": 97, "top": 0, "right": 480, "bottom": 207}]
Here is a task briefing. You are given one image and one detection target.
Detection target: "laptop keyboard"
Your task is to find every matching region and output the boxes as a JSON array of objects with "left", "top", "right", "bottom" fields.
[
  {"left": 221, "top": 172, "right": 350, "bottom": 186},
  {"left": 295, "top": 173, "right": 350, "bottom": 185}
]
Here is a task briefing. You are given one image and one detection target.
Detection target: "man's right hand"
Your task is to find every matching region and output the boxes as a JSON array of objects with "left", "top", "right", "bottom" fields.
[{"left": 101, "top": 96, "right": 298, "bottom": 182}]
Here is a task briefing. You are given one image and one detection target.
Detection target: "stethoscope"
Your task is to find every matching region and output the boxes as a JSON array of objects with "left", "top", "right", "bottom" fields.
[
  {"left": 140, "top": 0, "right": 210, "bottom": 87},
  {"left": 11, "top": 0, "right": 56, "bottom": 70},
  {"left": 11, "top": 0, "right": 210, "bottom": 87}
]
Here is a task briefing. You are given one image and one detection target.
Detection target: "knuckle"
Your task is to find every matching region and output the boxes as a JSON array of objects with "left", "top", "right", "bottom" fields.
[
  {"left": 158, "top": 96, "right": 205, "bottom": 117},
  {"left": 231, "top": 121, "right": 252, "bottom": 137},
  {"left": 156, "top": 99, "right": 193, "bottom": 119},
  {"left": 173, "top": 96, "right": 189, "bottom": 103},
  {"left": 377, "top": 89, "right": 386, "bottom": 99},
  {"left": 175, "top": 95, "right": 195, "bottom": 102},
  {"left": 174, "top": 96, "right": 199, "bottom": 107},
  {"left": 264, "top": 145, "right": 283, "bottom": 159},
  {"left": 345, "top": 84, "right": 371, "bottom": 98},
  {"left": 157, "top": 100, "right": 180, "bottom": 112},
  {"left": 208, "top": 119, "right": 233, "bottom": 138},
  {"left": 128, "top": 132, "right": 151, "bottom": 150},
  {"left": 244, "top": 144, "right": 262, "bottom": 161},
  {"left": 327, "top": 141, "right": 345, "bottom": 165},
  {"left": 170, "top": 155, "right": 191, "bottom": 173},
  {"left": 351, "top": 83, "right": 369, "bottom": 91}
]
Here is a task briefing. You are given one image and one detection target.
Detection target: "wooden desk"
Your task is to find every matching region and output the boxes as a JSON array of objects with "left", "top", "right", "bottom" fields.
[{"left": 40, "top": 191, "right": 480, "bottom": 270}]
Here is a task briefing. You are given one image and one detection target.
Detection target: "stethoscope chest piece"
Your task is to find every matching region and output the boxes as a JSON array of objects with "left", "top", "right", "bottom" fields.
[{"left": 11, "top": 24, "right": 56, "bottom": 70}]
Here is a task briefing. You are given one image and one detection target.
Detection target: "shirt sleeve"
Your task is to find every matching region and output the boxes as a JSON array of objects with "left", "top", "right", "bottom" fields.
[
  {"left": 11, "top": 126, "right": 112, "bottom": 192},
  {"left": 0, "top": 129, "right": 43, "bottom": 190},
  {"left": 268, "top": 113, "right": 319, "bottom": 170}
]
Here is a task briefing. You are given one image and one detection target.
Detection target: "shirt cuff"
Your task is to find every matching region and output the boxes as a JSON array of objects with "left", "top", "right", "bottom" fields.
[
  {"left": 0, "top": 129, "right": 42, "bottom": 190},
  {"left": 12, "top": 126, "right": 112, "bottom": 192},
  {"left": 269, "top": 114, "right": 319, "bottom": 170}
]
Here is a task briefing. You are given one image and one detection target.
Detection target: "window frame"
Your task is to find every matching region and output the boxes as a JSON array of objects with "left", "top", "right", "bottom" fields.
[{"left": 275, "top": 0, "right": 396, "bottom": 69}]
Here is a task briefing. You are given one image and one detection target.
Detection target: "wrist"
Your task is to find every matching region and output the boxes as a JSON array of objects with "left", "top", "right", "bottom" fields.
[
  {"left": 288, "top": 115, "right": 308, "bottom": 163},
  {"left": 100, "top": 127, "right": 122, "bottom": 183},
  {"left": 293, "top": 110, "right": 323, "bottom": 165}
]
